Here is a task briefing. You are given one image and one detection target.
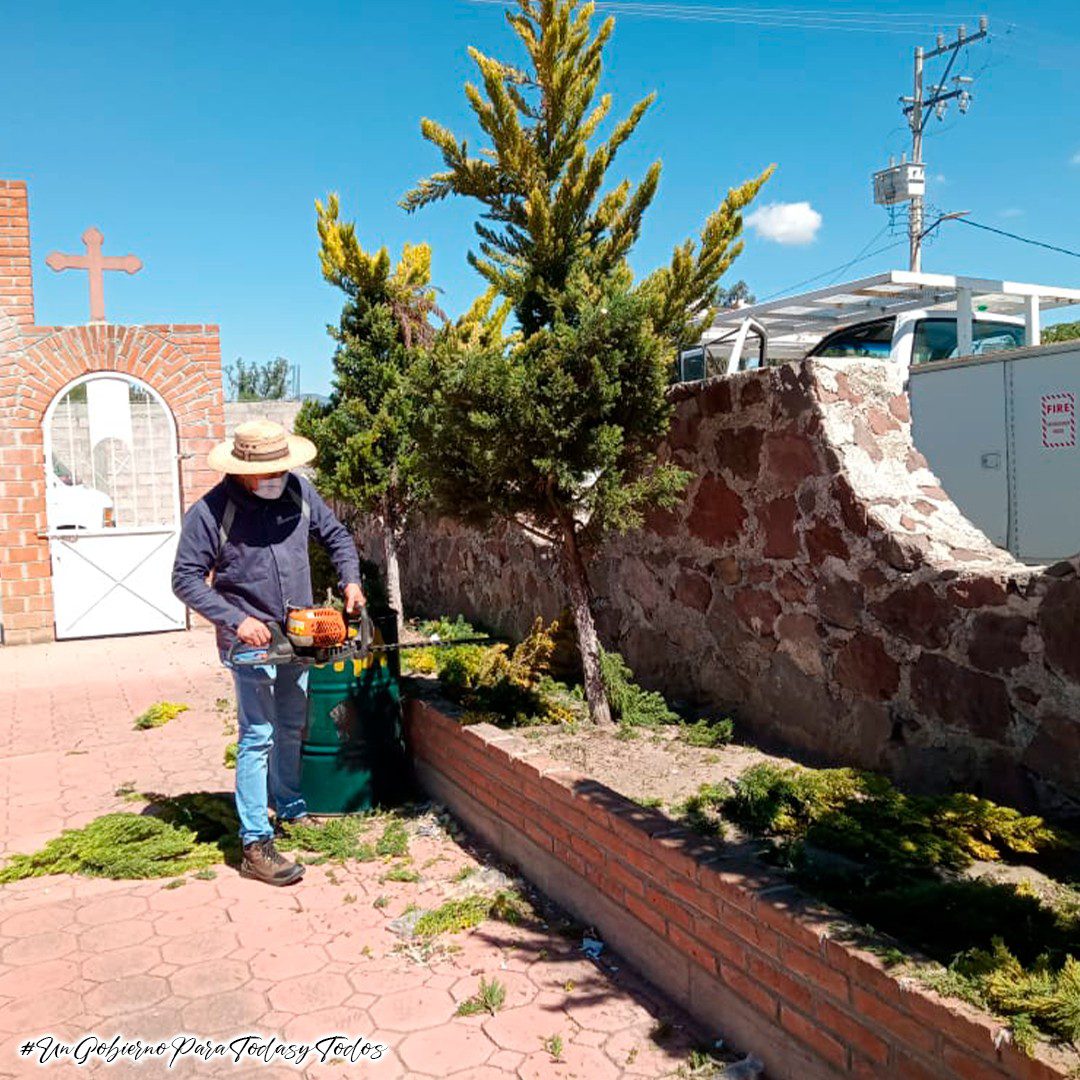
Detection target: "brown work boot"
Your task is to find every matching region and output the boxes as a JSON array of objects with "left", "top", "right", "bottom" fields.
[{"left": 240, "top": 838, "right": 305, "bottom": 886}]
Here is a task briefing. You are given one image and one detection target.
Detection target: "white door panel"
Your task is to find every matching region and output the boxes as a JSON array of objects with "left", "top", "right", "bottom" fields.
[
  {"left": 44, "top": 376, "right": 185, "bottom": 640},
  {"left": 909, "top": 363, "right": 1009, "bottom": 548},
  {"left": 1006, "top": 349, "right": 1080, "bottom": 562}
]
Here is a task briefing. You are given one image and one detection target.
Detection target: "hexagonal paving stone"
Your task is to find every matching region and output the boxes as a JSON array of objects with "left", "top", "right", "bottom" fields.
[
  {"left": 181, "top": 990, "right": 268, "bottom": 1036},
  {"left": 152, "top": 905, "right": 231, "bottom": 937},
  {"left": 160, "top": 929, "right": 241, "bottom": 966},
  {"left": 82, "top": 944, "right": 162, "bottom": 983},
  {"left": 518, "top": 1042, "right": 622, "bottom": 1079},
  {"left": 323, "top": 931, "right": 384, "bottom": 963},
  {"left": 111, "top": 1002, "right": 188, "bottom": 1043},
  {"left": 562, "top": 993, "right": 656, "bottom": 1033},
  {"left": 604, "top": 1025, "right": 698, "bottom": 1075},
  {"left": 249, "top": 944, "right": 326, "bottom": 982},
  {"left": 450, "top": 969, "right": 538, "bottom": 1010},
  {"left": 483, "top": 1004, "right": 566, "bottom": 1054},
  {"left": 0, "top": 905, "right": 72, "bottom": 938},
  {"left": 266, "top": 972, "right": 351, "bottom": 1015},
  {"left": 0, "top": 988, "right": 81, "bottom": 1034},
  {"left": 2, "top": 930, "right": 78, "bottom": 967},
  {"left": 83, "top": 974, "right": 169, "bottom": 1018},
  {"left": 77, "top": 918, "right": 154, "bottom": 954},
  {"left": 0, "top": 957, "right": 77, "bottom": 996},
  {"left": 369, "top": 986, "right": 457, "bottom": 1034},
  {"left": 348, "top": 965, "right": 424, "bottom": 996},
  {"left": 398, "top": 1021, "right": 495, "bottom": 1075},
  {"left": 168, "top": 958, "right": 251, "bottom": 999},
  {"left": 490, "top": 1048, "right": 527, "bottom": 1071},
  {"left": 281, "top": 1005, "right": 374, "bottom": 1044},
  {"left": 452, "top": 1068, "right": 524, "bottom": 1080},
  {"left": 75, "top": 893, "right": 149, "bottom": 927}
]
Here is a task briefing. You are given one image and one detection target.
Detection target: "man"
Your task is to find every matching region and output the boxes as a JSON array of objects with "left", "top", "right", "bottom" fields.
[{"left": 172, "top": 419, "right": 365, "bottom": 886}]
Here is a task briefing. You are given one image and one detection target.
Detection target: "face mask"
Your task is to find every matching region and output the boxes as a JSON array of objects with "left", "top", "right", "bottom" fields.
[{"left": 252, "top": 475, "right": 287, "bottom": 500}]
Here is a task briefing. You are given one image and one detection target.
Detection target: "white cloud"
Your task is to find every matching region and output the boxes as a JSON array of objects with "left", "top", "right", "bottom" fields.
[
  {"left": 745, "top": 201, "right": 823, "bottom": 245},
  {"left": 1071, "top": 150, "right": 1080, "bottom": 166},
  {"left": 999, "top": 208, "right": 1025, "bottom": 219},
  {"left": 933, "top": 173, "right": 948, "bottom": 185}
]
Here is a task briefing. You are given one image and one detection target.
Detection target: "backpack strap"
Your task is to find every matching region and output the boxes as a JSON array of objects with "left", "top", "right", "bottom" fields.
[
  {"left": 214, "top": 477, "right": 309, "bottom": 566},
  {"left": 215, "top": 498, "right": 237, "bottom": 569},
  {"left": 286, "top": 477, "right": 311, "bottom": 526}
]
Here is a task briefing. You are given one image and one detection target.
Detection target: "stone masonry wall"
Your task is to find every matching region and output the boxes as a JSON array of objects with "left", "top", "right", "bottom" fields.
[{"left": 360, "top": 360, "right": 1080, "bottom": 819}]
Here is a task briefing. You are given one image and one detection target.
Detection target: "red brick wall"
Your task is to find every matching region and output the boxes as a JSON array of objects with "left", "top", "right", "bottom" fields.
[
  {"left": 406, "top": 700, "right": 1071, "bottom": 1080},
  {"left": 0, "top": 181, "right": 225, "bottom": 643},
  {"left": 0, "top": 182, "right": 34, "bottom": 327}
]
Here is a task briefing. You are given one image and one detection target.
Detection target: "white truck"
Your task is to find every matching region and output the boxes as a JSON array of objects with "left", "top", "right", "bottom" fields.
[{"left": 680, "top": 271, "right": 1080, "bottom": 563}]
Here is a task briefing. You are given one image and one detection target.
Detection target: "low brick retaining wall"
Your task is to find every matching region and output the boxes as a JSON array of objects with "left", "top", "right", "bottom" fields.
[{"left": 405, "top": 699, "right": 1071, "bottom": 1080}]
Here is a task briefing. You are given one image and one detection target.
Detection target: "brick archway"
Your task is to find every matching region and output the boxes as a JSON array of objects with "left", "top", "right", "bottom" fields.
[
  {"left": 0, "top": 304, "right": 223, "bottom": 643},
  {"left": 0, "top": 179, "right": 224, "bottom": 643}
]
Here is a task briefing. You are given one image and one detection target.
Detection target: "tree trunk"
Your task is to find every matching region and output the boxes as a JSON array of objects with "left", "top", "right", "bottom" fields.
[
  {"left": 381, "top": 498, "right": 405, "bottom": 642},
  {"left": 558, "top": 513, "right": 612, "bottom": 725}
]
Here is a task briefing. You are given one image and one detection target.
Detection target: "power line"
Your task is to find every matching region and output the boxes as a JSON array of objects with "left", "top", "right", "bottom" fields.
[
  {"left": 951, "top": 217, "right": 1080, "bottom": 261},
  {"left": 463, "top": 0, "right": 982, "bottom": 33},
  {"left": 759, "top": 237, "right": 908, "bottom": 301},
  {"left": 824, "top": 223, "right": 891, "bottom": 285}
]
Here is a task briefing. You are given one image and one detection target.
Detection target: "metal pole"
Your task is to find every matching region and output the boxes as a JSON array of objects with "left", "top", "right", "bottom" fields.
[{"left": 909, "top": 46, "right": 924, "bottom": 273}]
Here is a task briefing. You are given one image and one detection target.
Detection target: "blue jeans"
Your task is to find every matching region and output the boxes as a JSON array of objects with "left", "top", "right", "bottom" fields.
[{"left": 229, "top": 662, "right": 310, "bottom": 845}]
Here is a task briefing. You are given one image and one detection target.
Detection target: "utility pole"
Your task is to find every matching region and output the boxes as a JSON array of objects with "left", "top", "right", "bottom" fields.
[
  {"left": 908, "top": 46, "right": 925, "bottom": 271},
  {"left": 874, "top": 17, "right": 988, "bottom": 272}
]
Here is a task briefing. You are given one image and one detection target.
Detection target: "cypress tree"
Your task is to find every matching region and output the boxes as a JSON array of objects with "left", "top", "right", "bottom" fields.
[
  {"left": 297, "top": 195, "right": 443, "bottom": 634},
  {"left": 404, "top": 0, "right": 772, "bottom": 722}
]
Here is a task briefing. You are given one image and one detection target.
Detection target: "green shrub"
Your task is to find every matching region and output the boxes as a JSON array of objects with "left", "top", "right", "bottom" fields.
[
  {"left": 223, "top": 743, "right": 237, "bottom": 769},
  {"left": 676, "top": 783, "right": 728, "bottom": 839},
  {"left": 413, "top": 889, "right": 528, "bottom": 936},
  {"left": 725, "top": 763, "right": 865, "bottom": 836},
  {"left": 600, "top": 649, "right": 678, "bottom": 728},
  {"left": 0, "top": 813, "right": 220, "bottom": 882},
  {"left": 277, "top": 816, "right": 377, "bottom": 862},
  {"left": 375, "top": 819, "right": 409, "bottom": 858},
  {"left": 680, "top": 716, "right": 735, "bottom": 748},
  {"left": 726, "top": 763, "right": 1068, "bottom": 872},
  {"left": 133, "top": 702, "right": 188, "bottom": 730},
  {"left": 383, "top": 866, "right": 420, "bottom": 883},
  {"left": 430, "top": 618, "right": 577, "bottom": 727},
  {"left": 927, "top": 940, "right": 1080, "bottom": 1048},
  {"left": 456, "top": 976, "right": 507, "bottom": 1016}
]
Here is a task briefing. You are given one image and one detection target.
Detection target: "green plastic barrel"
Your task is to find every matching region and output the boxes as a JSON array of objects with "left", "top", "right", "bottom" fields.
[{"left": 299, "top": 608, "right": 412, "bottom": 814}]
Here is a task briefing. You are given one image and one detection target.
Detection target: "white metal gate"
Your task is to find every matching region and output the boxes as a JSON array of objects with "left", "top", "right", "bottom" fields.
[{"left": 43, "top": 374, "right": 187, "bottom": 639}]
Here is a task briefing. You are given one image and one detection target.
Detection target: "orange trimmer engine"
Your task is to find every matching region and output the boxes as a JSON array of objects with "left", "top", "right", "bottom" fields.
[{"left": 286, "top": 607, "right": 348, "bottom": 649}]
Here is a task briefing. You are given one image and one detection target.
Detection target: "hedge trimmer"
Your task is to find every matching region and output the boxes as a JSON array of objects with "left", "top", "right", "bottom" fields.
[{"left": 227, "top": 606, "right": 489, "bottom": 668}]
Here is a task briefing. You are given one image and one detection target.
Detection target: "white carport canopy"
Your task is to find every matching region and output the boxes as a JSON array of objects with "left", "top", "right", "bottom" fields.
[{"left": 704, "top": 270, "right": 1080, "bottom": 360}]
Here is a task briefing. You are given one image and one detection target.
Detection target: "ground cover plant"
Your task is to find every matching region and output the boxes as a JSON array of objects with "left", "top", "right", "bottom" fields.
[
  {"left": 676, "top": 762, "right": 1080, "bottom": 1048},
  {"left": 405, "top": 615, "right": 584, "bottom": 726},
  {"left": 133, "top": 701, "right": 188, "bottom": 730},
  {"left": 0, "top": 813, "right": 219, "bottom": 882},
  {"left": 0, "top": 796, "right": 421, "bottom": 880},
  {"left": 404, "top": 612, "right": 733, "bottom": 746}
]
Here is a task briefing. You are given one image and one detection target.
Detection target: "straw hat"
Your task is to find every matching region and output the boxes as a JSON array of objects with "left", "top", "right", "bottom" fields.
[{"left": 208, "top": 419, "right": 317, "bottom": 475}]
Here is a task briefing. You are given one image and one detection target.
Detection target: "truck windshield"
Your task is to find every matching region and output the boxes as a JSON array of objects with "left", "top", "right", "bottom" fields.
[
  {"left": 912, "top": 318, "right": 1025, "bottom": 364},
  {"left": 807, "top": 318, "right": 895, "bottom": 359}
]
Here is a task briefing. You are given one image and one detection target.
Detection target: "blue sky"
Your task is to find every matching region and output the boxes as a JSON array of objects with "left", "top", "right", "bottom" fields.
[{"left": 3, "top": 1, "right": 1078, "bottom": 395}]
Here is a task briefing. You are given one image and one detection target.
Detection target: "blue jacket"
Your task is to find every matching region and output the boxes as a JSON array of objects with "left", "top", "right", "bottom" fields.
[{"left": 171, "top": 472, "right": 361, "bottom": 655}]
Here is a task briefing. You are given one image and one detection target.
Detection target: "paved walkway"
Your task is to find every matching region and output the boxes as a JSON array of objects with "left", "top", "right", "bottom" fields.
[{"left": 0, "top": 630, "right": 715, "bottom": 1079}]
